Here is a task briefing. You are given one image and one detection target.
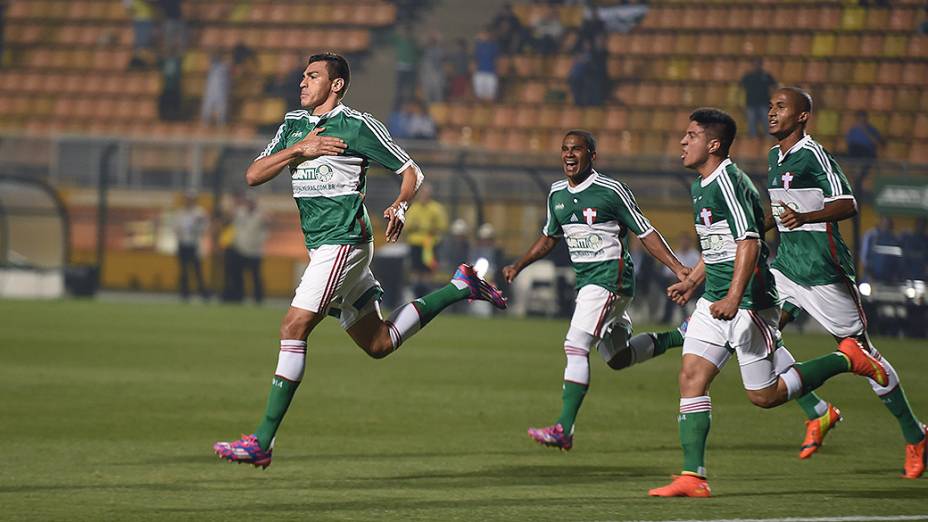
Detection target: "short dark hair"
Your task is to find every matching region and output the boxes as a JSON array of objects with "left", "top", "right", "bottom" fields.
[
  {"left": 689, "top": 108, "right": 737, "bottom": 157},
  {"left": 308, "top": 52, "right": 350, "bottom": 98},
  {"left": 564, "top": 129, "right": 596, "bottom": 154},
  {"left": 779, "top": 86, "right": 813, "bottom": 114}
]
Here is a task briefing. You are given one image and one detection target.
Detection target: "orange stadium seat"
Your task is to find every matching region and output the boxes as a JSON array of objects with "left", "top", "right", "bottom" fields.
[
  {"left": 602, "top": 107, "right": 628, "bottom": 132},
  {"left": 888, "top": 8, "right": 917, "bottom": 31},
  {"left": 909, "top": 141, "right": 928, "bottom": 165},
  {"left": 894, "top": 88, "right": 921, "bottom": 112},
  {"left": 901, "top": 63, "right": 926, "bottom": 86},
  {"left": 864, "top": 7, "right": 890, "bottom": 30},
  {"left": 852, "top": 61, "right": 877, "bottom": 84},
  {"left": 787, "top": 34, "right": 812, "bottom": 56},
  {"left": 913, "top": 115, "right": 928, "bottom": 140},
  {"left": 908, "top": 35, "right": 928, "bottom": 58},
  {"left": 513, "top": 106, "right": 539, "bottom": 130},
  {"left": 888, "top": 114, "right": 915, "bottom": 138}
]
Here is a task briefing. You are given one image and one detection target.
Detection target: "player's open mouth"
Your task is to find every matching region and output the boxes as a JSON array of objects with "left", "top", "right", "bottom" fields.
[
  {"left": 769, "top": 119, "right": 777, "bottom": 127},
  {"left": 564, "top": 159, "right": 578, "bottom": 170}
]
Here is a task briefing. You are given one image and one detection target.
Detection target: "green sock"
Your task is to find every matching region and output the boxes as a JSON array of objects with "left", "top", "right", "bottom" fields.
[
  {"left": 412, "top": 283, "right": 470, "bottom": 326},
  {"left": 880, "top": 386, "right": 925, "bottom": 444},
  {"left": 653, "top": 328, "right": 684, "bottom": 356},
  {"left": 794, "top": 353, "right": 850, "bottom": 395},
  {"left": 796, "top": 392, "right": 827, "bottom": 421},
  {"left": 255, "top": 376, "right": 300, "bottom": 452},
  {"left": 680, "top": 410, "right": 711, "bottom": 477},
  {"left": 555, "top": 381, "right": 588, "bottom": 432}
]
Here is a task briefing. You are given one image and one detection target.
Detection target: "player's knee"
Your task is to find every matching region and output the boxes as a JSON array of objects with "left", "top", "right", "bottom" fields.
[
  {"left": 280, "top": 316, "right": 311, "bottom": 340},
  {"left": 746, "top": 389, "right": 781, "bottom": 409},
  {"left": 362, "top": 330, "right": 395, "bottom": 359}
]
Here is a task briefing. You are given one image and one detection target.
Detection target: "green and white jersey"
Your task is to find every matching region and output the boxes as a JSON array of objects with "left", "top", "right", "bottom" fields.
[
  {"left": 768, "top": 134, "right": 856, "bottom": 285},
  {"left": 692, "top": 159, "right": 777, "bottom": 310},
  {"left": 258, "top": 104, "right": 413, "bottom": 250},
  {"left": 543, "top": 170, "right": 654, "bottom": 296}
]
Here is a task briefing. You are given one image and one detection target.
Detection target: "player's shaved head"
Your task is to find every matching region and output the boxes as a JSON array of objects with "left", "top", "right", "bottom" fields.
[
  {"left": 564, "top": 129, "right": 596, "bottom": 154},
  {"left": 777, "top": 87, "right": 813, "bottom": 114}
]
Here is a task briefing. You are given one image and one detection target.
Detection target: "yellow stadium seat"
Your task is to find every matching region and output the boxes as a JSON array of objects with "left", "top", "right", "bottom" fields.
[
  {"left": 894, "top": 88, "right": 921, "bottom": 111},
  {"left": 582, "top": 108, "right": 604, "bottom": 130},
  {"left": 828, "top": 61, "right": 853, "bottom": 83},
  {"left": 841, "top": 6, "right": 866, "bottom": 30},
  {"left": 834, "top": 35, "right": 860, "bottom": 57},
  {"left": 882, "top": 35, "right": 907, "bottom": 57},
  {"left": 852, "top": 61, "right": 877, "bottom": 84},
  {"left": 811, "top": 33, "right": 836, "bottom": 57}
]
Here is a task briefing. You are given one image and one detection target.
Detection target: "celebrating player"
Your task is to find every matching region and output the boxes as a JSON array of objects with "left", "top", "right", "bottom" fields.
[
  {"left": 212, "top": 53, "right": 506, "bottom": 469},
  {"left": 766, "top": 87, "right": 925, "bottom": 477},
  {"left": 649, "top": 108, "right": 889, "bottom": 497},
  {"left": 503, "top": 130, "right": 691, "bottom": 452}
]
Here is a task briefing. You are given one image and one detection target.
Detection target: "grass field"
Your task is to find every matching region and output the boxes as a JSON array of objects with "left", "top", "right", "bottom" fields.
[{"left": 1, "top": 298, "right": 926, "bottom": 521}]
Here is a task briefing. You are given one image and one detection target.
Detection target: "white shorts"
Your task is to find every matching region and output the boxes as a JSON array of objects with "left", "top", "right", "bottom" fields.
[
  {"left": 291, "top": 243, "right": 382, "bottom": 329},
  {"left": 683, "top": 297, "right": 788, "bottom": 390},
  {"left": 570, "top": 285, "right": 632, "bottom": 360},
  {"left": 772, "top": 268, "right": 865, "bottom": 338}
]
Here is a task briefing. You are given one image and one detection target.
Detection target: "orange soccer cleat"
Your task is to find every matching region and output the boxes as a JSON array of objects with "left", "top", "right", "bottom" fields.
[
  {"left": 800, "top": 404, "right": 843, "bottom": 459},
  {"left": 837, "top": 338, "right": 888, "bottom": 387},
  {"left": 648, "top": 474, "right": 711, "bottom": 498},
  {"left": 902, "top": 424, "right": 927, "bottom": 479}
]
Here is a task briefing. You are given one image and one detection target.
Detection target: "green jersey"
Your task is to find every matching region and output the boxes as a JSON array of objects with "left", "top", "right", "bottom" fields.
[
  {"left": 768, "top": 134, "right": 856, "bottom": 285},
  {"left": 543, "top": 171, "right": 654, "bottom": 296},
  {"left": 692, "top": 159, "right": 777, "bottom": 310},
  {"left": 258, "top": 104, "right": 413, "bottom": 250}
]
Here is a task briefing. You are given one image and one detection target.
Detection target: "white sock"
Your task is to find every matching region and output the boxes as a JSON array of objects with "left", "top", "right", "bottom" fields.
[
  {"left": 563, "top": 344, "right": 591, "bottom": 384},
  {"left": 780, "top": 367, "right": 803, "bottom": 400},
  {"left": 386, "top": 303, "right": 421, "bottom": 349},
  {"left": 275, "top": 340, "right": 307, "bottom": 381},
  {"left": 680, "top": 395, "right": 712, "bottom": 414}
]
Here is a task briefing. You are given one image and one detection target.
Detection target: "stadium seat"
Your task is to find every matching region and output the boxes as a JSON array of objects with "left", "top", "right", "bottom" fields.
[
  {"left": 908, "top": 36, "right": 928, "bottom": 59},
  {"left": 852, "top": 61, "right": 877, "bottom": 84},
  {"left": 908, "top": 141, "right": 928, "bottom": 165},
  {"left": 888, "top": 114, "right": 915, "bottom": 138},
  {"left": 913, "top": 115, "right": 928, "bottom": 140}
]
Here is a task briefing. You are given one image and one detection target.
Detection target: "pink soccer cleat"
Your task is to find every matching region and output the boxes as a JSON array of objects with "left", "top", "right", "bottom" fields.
[
  {"left": 527, "top": 423, "right": 573, "bottom": 451},
  {"left": 452, "top": 263, "right": 508, "bottom": 309},
  {"left": 213, "top": 434, "right": 272, "bottom": 469}
]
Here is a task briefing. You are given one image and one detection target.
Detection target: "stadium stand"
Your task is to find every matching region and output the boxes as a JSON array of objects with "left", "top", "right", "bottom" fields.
[
  {"left": 0, "top": 0, "right": 396, "bottom": 138},
  {"left": 431, "top": 0, "right": 928, "bottom": 163}
]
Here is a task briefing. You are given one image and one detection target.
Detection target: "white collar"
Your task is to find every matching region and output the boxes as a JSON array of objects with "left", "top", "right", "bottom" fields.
[
  {"left": 700, "top": 158, "right": 733, "bottom": 187},
  {"left": 776, "top": 133, "right": 811, "bottom": 165},
  {"left": 567, "top": 169, "right": 598, "bottom": 193},
  {"left": 308, "top": 103, "right": 346, "bottom": 123}
]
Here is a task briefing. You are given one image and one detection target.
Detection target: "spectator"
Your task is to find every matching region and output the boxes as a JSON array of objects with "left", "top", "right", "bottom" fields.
[
  {"left": 393, "top": 25, "right": 420, "bottom": 104},
  {"left": 740, "top": 58, "right": 777, "bottom": 137},
  {"left": 388, "top": 100, "right": 413, "bottom": 139},
  {"left": 660, "top": 233, "right": 700, "bottom": 324},
  {"left": 231, "top": 196, "right": 268, "bottom": 304},
  {"left": 572, "top": 6, "right": 606, "bottom": 54},
  {"left": 446, "top": 38, "right": 471, "bottom": 101},
  {"left": 418, "top": 32, "right": 446, "bottom": 103},
  {"left": 124, "top": 0, "right": 156, "bottom": 54},
  {"left": 531, "top": 4, "right": 564, "bottom": 55},
  {"left": 201, "top": 52, "right": 231, "bottom": 126},
  {"left": 441, "top": 218, "right": 471, "bottom": 274},
  {"left": 0, "top": 0, "right": 7, "bottom": 67},
  {"left": 403, "top": 183, "right": 449, "bottom": 295},
  {"left": 846, "top": 111, "right": 885, "bottom": 159},
  {"left": 406, "top": 100, "right": 437, "bottom": 139},
  {"left": 568, "top": 36, "right": 608, "bottom": 107},
  {"left": 158, "top": 46, "right": 183, "bottom": 120},
  {"left": 265, "top": 55, "right": 304, "bottom": 111},
  {"left": 861, "top": 215, "right": 903, "bottom": 283},
  {"left": 232, "top": 41, "right": 261, "bottom": 99},
  {"left": 472, "top": 30, "right": 500, "bottom": 101},
  {"left": 491, "top": 3, "right": 526, "bottom": 55},
  {"left": 173, "top": 192, "right": 210, "bottom": 301},
  {"left": 901, "top": 217, "right": 928, "bottom": 281},
  {"left": 158, "top": 0, "right": 186, "bottom": 55}
]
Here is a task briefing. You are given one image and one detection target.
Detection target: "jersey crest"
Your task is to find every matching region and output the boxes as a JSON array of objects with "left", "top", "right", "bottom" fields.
[{"left": 583, "top": 207, "right": 597, "bottom": 226}]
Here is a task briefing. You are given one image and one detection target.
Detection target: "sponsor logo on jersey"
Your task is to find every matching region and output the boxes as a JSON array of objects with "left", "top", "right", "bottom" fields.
[
  {"left": 293, "top": 163, "right": 335, "bottom": 182},
  {"left": 566, "top": 233, "right": 604, "bottom": 256},
  {"left": 555, "top": 203, "right": 565, "bottom": 210},
  {"left": 771, "top": 200, "right": 799, "bottom": 219}
]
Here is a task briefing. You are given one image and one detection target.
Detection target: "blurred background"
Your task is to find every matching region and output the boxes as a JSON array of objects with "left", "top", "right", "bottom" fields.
[{"left": 0, "top": 0, "right": 925, "bottom": 336}]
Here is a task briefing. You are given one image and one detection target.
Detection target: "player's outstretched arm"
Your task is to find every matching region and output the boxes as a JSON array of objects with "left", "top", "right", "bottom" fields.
[
  {"left": 245, "top": 128, "right": 346, "bottom": 186},
  {"left": 668, "top": 259, "right": 705, "bottom": 306},
  {"left": 777, "top": 198, "right": 856, "bottom": 230},
  {"left": 383, "top": 164, "right": 421, "bottom": 243},
  {"left": 503, "top": 235, "right": 559, "bottom": 283},
  {"left": 638, "top": 230, "right": 690, "bottom": 282},
  {"left": 709, "top": 239, "right": 759, "bottom": 320}
]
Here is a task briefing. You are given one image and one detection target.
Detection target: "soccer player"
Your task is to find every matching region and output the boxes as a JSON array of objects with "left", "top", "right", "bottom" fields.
[
  {"left": 212, "top": 53, "right": 506, "bottom": 468},
  {"left": 766, "top": 87, "right": 925, "bottom": 477},
  {"left": 649, "top": 108, "right": 888, "bottom": 497},
  {"left": 502, "top": 130, "right": 691, "bottom": 451}
]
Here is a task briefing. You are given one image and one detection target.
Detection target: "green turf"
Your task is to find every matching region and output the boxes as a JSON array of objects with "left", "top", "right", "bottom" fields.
[{"left": 1, "top": 298, "right": 925, "bottom": 521}]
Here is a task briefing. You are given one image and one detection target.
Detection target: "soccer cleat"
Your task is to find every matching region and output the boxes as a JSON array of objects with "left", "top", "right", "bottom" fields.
[
  {"left": 527, "top": 423, "right": 573, "bottom": 451},
  {"left": 213, "top": 434, "right": 272, "bottom": 469},
  {"left": 452, "top": 263, "right": 508, "bottom": 309},
  {"left": 837, "top": 338, "right": 888, "bottom": 387},
  {"left": 902, "top": 424, "right": 927, "bottom": 479},
  {"left": 648, "top": 474, "right": 711, "bottom": 497},
  {"left": 799, "top": 404, "right": 843, "bottom": 459}
]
